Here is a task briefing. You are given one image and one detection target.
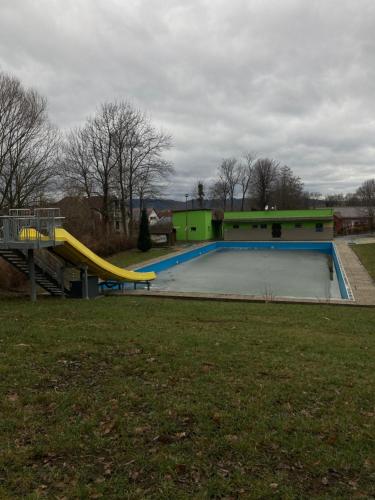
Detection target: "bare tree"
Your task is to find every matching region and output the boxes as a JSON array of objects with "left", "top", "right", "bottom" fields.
[
  {"left": 63, "top": 127, "right": 93, "bottom": 198},
  {"left": 87, "top": 103, "right": 119, "bottom": 232},
  {"left": 62, "top": 100, "right": 173, "bottom": 238},
  {"left": 0, "top": 73, "right": 59, "bottom": 209},
  {"left": 356, "top": 179, "right": 375, "bottom": 228},
  {"left": 210, "top": 179, "right": 230, "bottom": 210},
  {"left": 218, "top": 158, "right": 240, "bottom": 210},
  {"left": 273, "top": 165, "right": 304, "bottom": 209},
  {"left": 63, "top": 103, "right": 120, "bottom": 233},
  {"left": 135, "top": 158, "right": 174, "bottom": 211},
  {"left": 237, "top": 152, "right": 255, "bottom": 211},
  {"left": 324, "top": 193, "right": 346, "bottom": 207},
  {"left": 114, "top": 106, "right": 172, "bottom": 236},
  {"left": 250, "top": 158, "right": 278, "bottom": 209}
]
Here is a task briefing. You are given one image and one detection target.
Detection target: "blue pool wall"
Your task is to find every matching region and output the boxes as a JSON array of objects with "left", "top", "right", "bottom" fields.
[
  {"left": 331, "top": 244, "right": 352, "bottom": 300},
  {"left": 136, "top": 241, "right": 351, "bottom": 300}
]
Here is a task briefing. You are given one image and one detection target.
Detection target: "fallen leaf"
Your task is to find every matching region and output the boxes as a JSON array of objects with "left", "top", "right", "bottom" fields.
[
  {"left": 129, "top": 470, "right": 140, "bottom": 481},
  {"left": 6, "top": 393, "right": 19, "bottom": 402},
  {"left": 212, "top": 413, "right": 221, "bottom": 424},
  {"left": 175, "top": 463, "right": 187, "bottom": 475},
  {"left": 225, "top": 434, "right": 239, "bottom": 443},
  {"left": 154, "top": 434, "right": 174, "bottom": 444},
  {"left": 175, "top": 431, "right": 187, "bottom": 440},
  {"left": 134, "top": 426, "right": 150, "bottom": 435},
  {"left": 101, "top": 422, "right": 115, "bottom": 435}
]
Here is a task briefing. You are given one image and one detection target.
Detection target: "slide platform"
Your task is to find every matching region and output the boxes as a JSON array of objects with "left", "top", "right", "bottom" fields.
[{"left": 52, "top": 228, "right": 156, "bottom": 282}]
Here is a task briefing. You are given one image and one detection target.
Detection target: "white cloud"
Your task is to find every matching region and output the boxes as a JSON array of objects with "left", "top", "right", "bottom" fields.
[{"left": 0, "top": 0, "right": 374, "bottom": 198}]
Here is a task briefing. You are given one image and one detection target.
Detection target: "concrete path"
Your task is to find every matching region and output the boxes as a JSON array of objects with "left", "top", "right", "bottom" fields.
[
  {"left": 335, "top": 234, "right": 375, "bottom": 244},
  {"left": 353, "top": 237, "right": 375, "bottom": 245},
  {"left": 335, "top": 241, "right": 375, "bottom": 305}
]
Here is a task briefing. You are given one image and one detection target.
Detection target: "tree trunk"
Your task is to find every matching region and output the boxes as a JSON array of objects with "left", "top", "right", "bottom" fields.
[{"left": 241, "top": 194, "right": 245, "bottom": 211}]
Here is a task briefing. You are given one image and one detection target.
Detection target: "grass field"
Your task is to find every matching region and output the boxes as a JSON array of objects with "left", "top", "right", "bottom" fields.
[
  {"left": 107, "top": 247, "right": 177, "bottom": 268},
  {"left": 0, "top": 297, "right": 374, "bottom": 498},
  {"left": 352, "top": 243, "right": 375, "bottom": 281}
]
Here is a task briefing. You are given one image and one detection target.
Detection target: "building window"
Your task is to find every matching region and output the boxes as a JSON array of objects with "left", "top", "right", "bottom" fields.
[
  {"left": 190, "top": 226, "right": 197, "bottom": 231},
  {"left": 295, "top": 223, "right": 303, "bottom": 229},
  {"left": 252, "top": 224, "right": 258, "bottom": 229},
  {"left": 115, "top": 221, "right": 120, "bottom": 231},
  {"left": 233, "top": 224, "right": 239, "bottom": 229},
  {"left": 316, "top": 223, "right": 323, "bottom": 232},
  {"left": 260, "top": 224, "right": 267, "bottom": 229}
]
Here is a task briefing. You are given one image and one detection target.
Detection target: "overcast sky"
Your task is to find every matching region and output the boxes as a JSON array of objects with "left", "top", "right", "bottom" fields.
[{"left": 0, "top": 0, "right": 374, "bottom": 199}]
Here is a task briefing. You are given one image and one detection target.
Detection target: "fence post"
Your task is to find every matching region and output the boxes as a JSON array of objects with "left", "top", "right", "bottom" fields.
[
  {"left": 59, "top": 265, "right": 66, "bottom": 298},
  {"left": 28, "top": 249, "right": 37, "bottom": 302},
  {"left": 81, "top": 265, "right": 89, "bottom": 300}
]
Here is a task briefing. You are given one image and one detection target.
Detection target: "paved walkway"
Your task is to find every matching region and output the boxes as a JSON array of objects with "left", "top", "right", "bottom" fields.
[
  {"left": 353, "top": 237, "right": 375, "bottom": 245},
  {"left": 335, "top": 235, "right": 375, "bottom": 245},
  {"left": 335, "top": 241, "right": 375, "bottom": 305}
]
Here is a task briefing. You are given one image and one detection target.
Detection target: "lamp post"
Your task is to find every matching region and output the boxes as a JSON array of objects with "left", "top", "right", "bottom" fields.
[{"left": 185, "top": 193, "right": 189, "bottom": 241}]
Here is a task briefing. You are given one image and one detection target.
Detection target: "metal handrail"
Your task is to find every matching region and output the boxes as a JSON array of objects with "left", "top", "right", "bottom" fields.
[
  {"left": 0, "top": 215, "right": 64, "bottom": 246},
  {"left": 33, "top": 250, "right": 61, "bottom": 282}
]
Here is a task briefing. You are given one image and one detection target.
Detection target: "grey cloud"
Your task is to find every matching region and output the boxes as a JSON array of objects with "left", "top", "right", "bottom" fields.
[{"left": 0, "top": 0, "right": 374, "bottom": 199}]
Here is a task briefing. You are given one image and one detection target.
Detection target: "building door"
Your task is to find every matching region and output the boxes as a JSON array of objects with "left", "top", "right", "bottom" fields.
[{"left": 272, "top": 223, "right": 282, "bottom": 238}]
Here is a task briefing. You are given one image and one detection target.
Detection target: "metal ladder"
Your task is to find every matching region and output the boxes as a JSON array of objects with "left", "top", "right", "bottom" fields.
[{"left": 0, "top": 248, "right": 69, "bottom": 296}]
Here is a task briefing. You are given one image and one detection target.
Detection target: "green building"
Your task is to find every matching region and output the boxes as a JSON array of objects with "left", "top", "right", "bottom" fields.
[
  {"left": 223, "top": 209, "right": 334, "bottom": 241},
  {"left": 172, "top": 208, "right": 334, "bottom": 242},
  {"left": 172, "top": 209, "right": 214, "bottom": 241}
]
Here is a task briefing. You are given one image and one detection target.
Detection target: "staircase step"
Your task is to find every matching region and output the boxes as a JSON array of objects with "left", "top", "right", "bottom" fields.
[{"left": 1, "top": 249, "right": 69, "bottom": 297}]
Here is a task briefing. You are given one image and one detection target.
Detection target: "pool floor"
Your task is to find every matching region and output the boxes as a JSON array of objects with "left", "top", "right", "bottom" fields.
[{"left": 152, "top": 248, "right": 341, "bottom": 299}]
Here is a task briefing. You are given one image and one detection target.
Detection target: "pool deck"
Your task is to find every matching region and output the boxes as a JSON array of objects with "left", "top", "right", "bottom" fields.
[
  {"left": 335, "top": 240, "right": 375, "bottom": 306},
  {"left": 120, "top": 240, "right": 375, "bottom": 307}
]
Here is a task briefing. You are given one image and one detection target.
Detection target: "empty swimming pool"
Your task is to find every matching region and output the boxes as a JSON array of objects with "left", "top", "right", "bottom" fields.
[{"left": 136, "top": 242, "right": 352, "bottom": 300}]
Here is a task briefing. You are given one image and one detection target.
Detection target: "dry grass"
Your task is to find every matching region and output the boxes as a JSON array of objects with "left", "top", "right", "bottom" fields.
[{"left": 0, "top": 296, "right": 374, "bottom": 498}]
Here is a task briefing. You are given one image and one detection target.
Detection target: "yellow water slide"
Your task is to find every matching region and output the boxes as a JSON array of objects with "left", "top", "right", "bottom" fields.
[{"left": 51, "top": 228, "right": 156, "bottom": 282}]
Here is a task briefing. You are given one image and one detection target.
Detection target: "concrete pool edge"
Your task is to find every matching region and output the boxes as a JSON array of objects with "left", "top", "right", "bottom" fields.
[
  {"left": 106, "top": 289, "right": 372, "bottom": 307},
  {"left": 136, "top": 240, "right": 353, "bottom": 301},
  {"left": 332, "top": 242, "right": 354, "bottom": 300}
]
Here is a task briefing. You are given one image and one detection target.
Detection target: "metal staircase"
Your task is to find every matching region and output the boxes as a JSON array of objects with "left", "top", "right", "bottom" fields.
[{"left": 0, "top": 248, "right": 68, "bottom": 296}]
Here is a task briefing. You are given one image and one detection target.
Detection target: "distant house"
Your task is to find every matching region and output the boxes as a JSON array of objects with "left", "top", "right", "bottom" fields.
[
  {"left": 131, "top": 208, "right": 159, "bottom": 225},
  {"left": 334, "top": 207, "right": 374, "bottom": 234},
  {"left": 157, "top": 209, "right": 172, "bottom": 219},
  {"left": 54, "top": 196, "right": 105, "bottom": 235},
  {"left": 55, "top": 196, "right": 160, "bottom": 234},
  {"left": 108, "top": 202, "right": 159, "bottom": 232},
  {"left": 149, "top": 217, "right": 175, "bottom": 246}
]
